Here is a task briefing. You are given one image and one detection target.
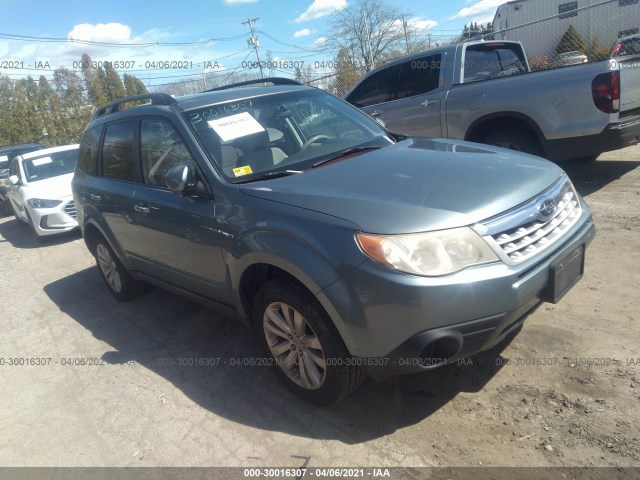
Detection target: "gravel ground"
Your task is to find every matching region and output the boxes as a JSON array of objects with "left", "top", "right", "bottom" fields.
[{"left": 0, "top": 145, "right": 638, "bottom": 468}]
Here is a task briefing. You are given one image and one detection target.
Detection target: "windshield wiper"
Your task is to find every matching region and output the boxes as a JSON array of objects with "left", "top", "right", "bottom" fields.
[
  {"left": 232, "top": 169, "right": 303, "bottom": 184},
  {"left": 312, "top": 146, "right": 381, "bottom": 168}
]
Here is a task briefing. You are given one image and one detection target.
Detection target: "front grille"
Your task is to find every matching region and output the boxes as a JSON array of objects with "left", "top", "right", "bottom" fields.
[
  {"left": 479, "top": 179, "right": 582, "bottom": 265},
  {"left": 64, "top": 201, "right": 77, "bottom": 219}
]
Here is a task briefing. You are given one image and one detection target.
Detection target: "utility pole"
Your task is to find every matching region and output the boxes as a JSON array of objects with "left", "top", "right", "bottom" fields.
[
  {"left": 242, "top": 17, "right": 264, "bottom": 79},
  {"left": 402, "top": 17, "right": 410, "bottom": 54}
]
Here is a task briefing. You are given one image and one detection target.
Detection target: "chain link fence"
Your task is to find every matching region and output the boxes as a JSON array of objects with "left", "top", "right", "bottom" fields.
[{"left": 304, "top": 0, "right": 638, "bottom": 97}]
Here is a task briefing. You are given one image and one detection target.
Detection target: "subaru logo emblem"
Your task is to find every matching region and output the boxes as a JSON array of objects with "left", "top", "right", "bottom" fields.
[{"left": 538, "top": 198, "right": 557, "bottom": 221}]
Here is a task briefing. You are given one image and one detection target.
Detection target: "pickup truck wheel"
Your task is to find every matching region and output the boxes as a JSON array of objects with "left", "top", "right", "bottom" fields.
[
  {"left": 482, "top": 128, "right": 542, "bottom": 157},
  {"left": 254, "top": 278, "right": 364, "bottom": 405},
  {"left": 95, "top": 240, "right": 147, "bottom": 301}
]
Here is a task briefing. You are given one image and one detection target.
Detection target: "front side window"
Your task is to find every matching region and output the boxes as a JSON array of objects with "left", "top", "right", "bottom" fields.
[
  {"left": 346, "top": 64, "right": 402, "bottom": 107},
  {"left": 101, "top": 120, "right": 135, "bottom": 181},
  {"left": 396, "top": 55, "right": 442, "bottom": 100},
  {"left": 140, "top": 117, "right": 196, "bottom": 187},
  {"left": 22, "top": 149, "right": 78, "bottom": 183}
]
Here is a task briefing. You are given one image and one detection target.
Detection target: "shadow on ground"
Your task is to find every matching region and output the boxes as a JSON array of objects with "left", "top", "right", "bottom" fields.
[
  {"left": 558, "top": 158, "right": 640, "bottom": 197},
  {"left": 44, "top": 267, "right": 514, "bottom": 444},
  {"left": 0, "top": 216, "right": 81, "bottom": 248}
]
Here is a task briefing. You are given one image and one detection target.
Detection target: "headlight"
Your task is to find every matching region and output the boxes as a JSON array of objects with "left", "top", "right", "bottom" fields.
[
  {"left": 356, "top": 227, "right": 499, "bottom": 276},
  {"left": 27, "top": 198, "right": 62, "bottom": 209}
]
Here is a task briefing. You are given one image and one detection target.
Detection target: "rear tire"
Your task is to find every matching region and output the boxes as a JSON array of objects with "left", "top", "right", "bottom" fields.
[
  {"left": 253, "top": 278, "right": 364, "bottom": 405},
  {"left": 482, "top": 128, "right": 543, "bottom": 157},
  {"left": 94, "top": 238, "right": 147, "bottom": 301}
]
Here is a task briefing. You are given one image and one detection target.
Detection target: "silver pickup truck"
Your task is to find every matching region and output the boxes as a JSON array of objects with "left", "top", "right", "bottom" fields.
[{"left": 345, "top": 41, "right": 640, "bottom": 161}]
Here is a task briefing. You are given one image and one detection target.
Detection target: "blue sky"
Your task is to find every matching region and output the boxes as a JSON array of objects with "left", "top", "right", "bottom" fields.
[{"left": 0, "top": 0, "right": 506, "bottom": 89}]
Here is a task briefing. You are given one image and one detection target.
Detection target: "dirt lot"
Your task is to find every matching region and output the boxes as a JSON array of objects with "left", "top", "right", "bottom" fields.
[{"left": 0, "top": 146, "right": 638, "bottom": 469}]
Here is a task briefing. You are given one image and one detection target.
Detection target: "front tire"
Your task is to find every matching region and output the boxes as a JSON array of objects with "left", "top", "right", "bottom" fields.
[
  {"left": 94, "top": 239, "right": 147, "bottom": 301},
  {"left": 253, "top": 278, "right": 364, "bottom": 405}
]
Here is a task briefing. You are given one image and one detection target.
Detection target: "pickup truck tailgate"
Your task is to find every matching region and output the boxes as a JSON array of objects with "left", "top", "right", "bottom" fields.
[{"left": 618, "top": 55, "right": 640, "bottom": 115}]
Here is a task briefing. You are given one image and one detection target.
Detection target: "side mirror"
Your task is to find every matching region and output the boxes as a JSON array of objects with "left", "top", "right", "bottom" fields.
[
  {"left": 165, "top": 165, "right": 196, "bottom": 195},
  {"left": 8, "top": 175, "right": 20, "bottom": 186}
]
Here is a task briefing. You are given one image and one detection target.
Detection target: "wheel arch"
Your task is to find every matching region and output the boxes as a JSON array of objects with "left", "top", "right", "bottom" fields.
[
  {"left": 465, "top": 112, "right": 548, "bottom": 155},
  {"left": 230, "top": 242, "right": 359, "bottom": 355}
]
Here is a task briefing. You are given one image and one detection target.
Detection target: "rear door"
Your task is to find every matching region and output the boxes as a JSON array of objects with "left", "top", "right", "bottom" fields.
[{"left": 94, "top": 119, "right": 149, "bottom": 269}]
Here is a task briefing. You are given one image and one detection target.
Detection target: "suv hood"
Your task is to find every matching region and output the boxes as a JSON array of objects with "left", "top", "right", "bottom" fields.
[{"left": 239, "top": 138, "right": 564, "bottom": 234}]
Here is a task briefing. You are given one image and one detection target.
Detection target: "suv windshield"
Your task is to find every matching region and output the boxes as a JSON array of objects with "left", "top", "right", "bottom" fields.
[
  {"left": 23, "top": 149, "right": 78, "bottom": 183},
  {"left": 183, "top": 89, "right": 393, "bottom": 182}
]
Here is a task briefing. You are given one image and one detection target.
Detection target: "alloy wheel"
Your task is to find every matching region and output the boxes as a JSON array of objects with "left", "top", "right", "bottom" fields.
[{"left": 263, "top": 301, "right": 327, "bottom": 390}]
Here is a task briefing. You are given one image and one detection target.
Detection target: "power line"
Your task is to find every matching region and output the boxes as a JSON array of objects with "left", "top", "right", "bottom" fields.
[{"left": 0, "top": 31, "right": 249, "bottom": 47}]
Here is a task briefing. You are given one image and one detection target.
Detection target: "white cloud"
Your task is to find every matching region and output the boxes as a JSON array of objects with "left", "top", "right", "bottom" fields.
[
  {"left": 294, "top": 28, "right": 312, "bottom": 38},
  {"left": 311, "top": 36, "right": 327, "bottom": 48},
  {"left": 408, "top": 17, "right": 438, "bottom": 30},
  {"left": 68, "top": 23, "right": 132, "bottom": 42},
  {"left": 451, "top": 0, "right": 506, "bottom": 20},
  {"left": 294, "top": 0, "right": 347, "bottom": 23},
  {"left": 223, "top": 0, "right": 258, "bottom": 4}
]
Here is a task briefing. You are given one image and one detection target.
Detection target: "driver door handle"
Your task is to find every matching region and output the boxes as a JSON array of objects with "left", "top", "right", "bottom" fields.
[
  {"left": 89, "top": 193, "right": 102, "bottom": 201},
  {"left": 134, "top": 205, "right": 150, "bottom": 214},
  {"left": 370, "top": 110, "right": 384, "bottom": 117},
  {"left": 421, "top": 99, "right": 439, "bottom": 107}
]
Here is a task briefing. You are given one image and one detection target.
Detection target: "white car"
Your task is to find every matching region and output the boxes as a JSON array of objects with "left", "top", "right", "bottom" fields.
[{"left": 6, "top": 144, "right": 79, "bottom": 239}]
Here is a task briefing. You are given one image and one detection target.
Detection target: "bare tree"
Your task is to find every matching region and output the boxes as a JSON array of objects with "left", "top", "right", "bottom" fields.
[{"left": 326, "top": 0, "right": 413, "bottom": 72}]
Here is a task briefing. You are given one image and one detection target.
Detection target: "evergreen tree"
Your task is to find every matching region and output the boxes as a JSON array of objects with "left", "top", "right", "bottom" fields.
[
  {"left": 556, "top": 25, "right": 587, "bottom": 55},
  {"left": 37, "top": 75, "right": 60, "bottom": 145},
  {"left": 53, "top": 68, "right": 90, "bottom": 143},
  {"left": 122, "top": 74, "right": 148, "bottom": 97},
  {"left": 103, "top": 62, "right": 126, "bottom": 102},
  {"left": 10, "top": 81, "right": 40, "bottom": 143},
  {"left": 81, "top": 53, "right": 107, "bottom": 107}
]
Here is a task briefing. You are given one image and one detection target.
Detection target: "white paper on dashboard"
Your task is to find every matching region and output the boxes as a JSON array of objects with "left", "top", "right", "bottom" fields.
[{"left": 207, "top": 112, "right": 265, "bottom": 142}]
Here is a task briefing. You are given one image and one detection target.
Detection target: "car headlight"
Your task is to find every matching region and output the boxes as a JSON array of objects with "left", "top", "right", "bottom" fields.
[
  {"left": 27, "top": 198, "right": 62, "bottom": 209},
  {"left": 356, "top": 227, "right": 499, "bottom": 276}
]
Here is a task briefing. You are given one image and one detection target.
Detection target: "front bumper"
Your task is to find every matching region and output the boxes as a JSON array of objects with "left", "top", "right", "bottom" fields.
[
  {"left": 29, "top": 198, "right": 78, "bottom": 237},
  {"left": 319, "top": 214, "right": 596, "bottom": 374}
]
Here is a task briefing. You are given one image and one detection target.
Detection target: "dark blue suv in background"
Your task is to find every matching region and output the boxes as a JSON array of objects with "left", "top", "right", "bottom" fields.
[{"left": 72, "top": 78, "right": 595, "bottom": 404}]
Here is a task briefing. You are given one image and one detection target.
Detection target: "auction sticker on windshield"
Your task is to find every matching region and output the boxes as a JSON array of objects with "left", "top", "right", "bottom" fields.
[
  {"left": 207, "top": 112, "right": 265, "bottom": 141},
  {"left": 31, "top": 157, "right": 53, "bottom": 166},
  {"left": 233, "top": 165, "right": 253, "bottom": 177}
]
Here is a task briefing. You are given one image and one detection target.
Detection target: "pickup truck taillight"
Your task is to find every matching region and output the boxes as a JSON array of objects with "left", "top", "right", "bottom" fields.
[{"left": 592, "top": 71, "right": 620, "bottom": 114}]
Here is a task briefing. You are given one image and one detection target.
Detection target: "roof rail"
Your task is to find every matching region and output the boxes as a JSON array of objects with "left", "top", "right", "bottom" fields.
[
  {"left": 203, "top": 77, "right": 301, "bottom": 92},
  {"left": 91, "top": 93, "right": 177, "bottom": 120}
]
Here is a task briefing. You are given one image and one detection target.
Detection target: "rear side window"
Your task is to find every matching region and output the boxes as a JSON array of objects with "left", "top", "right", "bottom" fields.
[
  {"left": 346, "top": 63, "right": 401, "bottom": 107},
  {"left": 464, "top": 44, "right": 527, "bottom": 83},
  {"left": 140, "top": 117, "right": 196, "bottom": 187},
  {"left": 396, "top": 54, "right": 441, "bottom": 100},
  {"left": 77, "top": 126, "right": 101, "bottom": 176},
  {"left": 101, "top": 121, "right": 135, "bottom": 181}
]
